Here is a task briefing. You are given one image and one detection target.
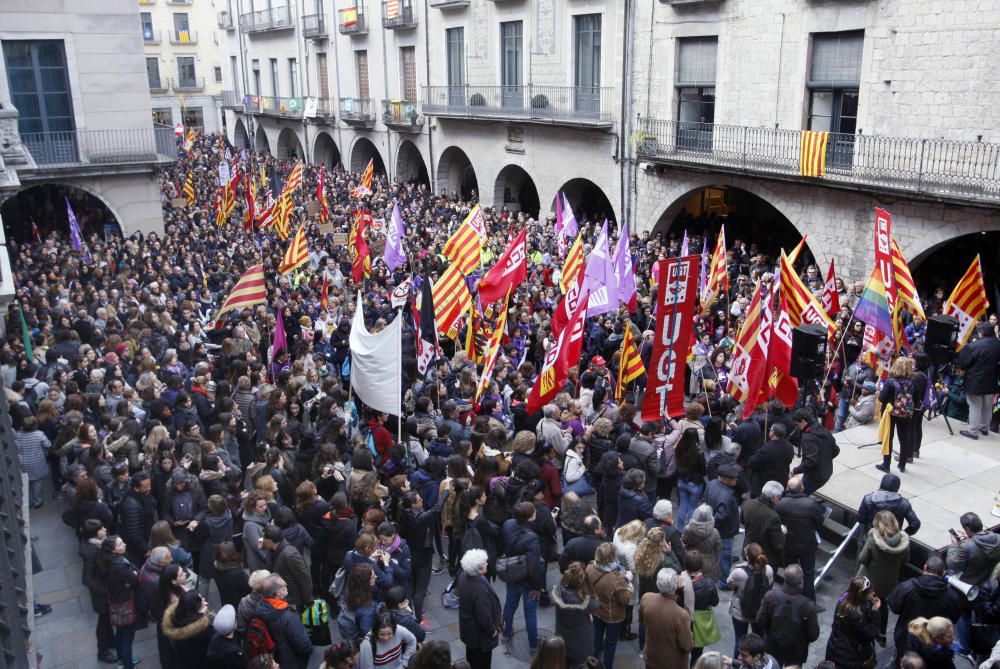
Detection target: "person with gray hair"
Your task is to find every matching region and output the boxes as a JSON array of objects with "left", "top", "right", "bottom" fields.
[
  {"left": 138, "top": 545, "right": 173, "bottom": 621},
  {"left": 756, "top": 563, "right": 819, "bottom": 666},
  {"left": 639, "top": 568, "right": 693, "bottom": 669},
  {"left": 647, "top": 499, "right": 686, "bottom": 564},
  {"left": 682, "top": 504, "right": 724, "bottom": 582},
  {"left": 456, "top": 549, "right": 502, "bottom": 669},
  {"left": 739, "top": 480, "right": 786, "bottom": 568},
  {"left": 251, "top": 574, "right": 313, "bottom": 669},
  {"left": 536, "top": 403, "right": 572, "bottom": 460}
]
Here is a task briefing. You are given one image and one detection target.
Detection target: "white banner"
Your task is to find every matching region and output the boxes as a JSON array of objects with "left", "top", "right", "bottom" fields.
[
  {"left": 349, "top": 292, "right": 402, "bottom": 416},
  {"left": 304, "top": 97, "right": 318, "bottom": 118}
]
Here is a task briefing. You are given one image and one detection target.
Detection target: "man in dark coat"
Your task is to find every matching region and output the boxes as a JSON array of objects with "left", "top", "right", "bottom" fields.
[
  {"left": 756, "top": 564, "right": 820, "bottom": 667},
  {"left": 500, "top": 501, "right": 545, "bottom": 651},
  {"left": 740, "top": 480, "right": 785, "bottom": 568},
  {"left": 120, "top": 472, "right": 157, "bottom": 566},
  {"left": 790, "top": 407, "right": 839, "bottom": 494},
  {"left": 746, "top": 423, "right": 795, "bottom": 498},
  {"left": 886, "top": 556, "right": 964, "bottom": 661},
  {"left": 776, "top": 475, "right": 824, "bottom": 601},
  {"left": 956, "top": 323, "right": 1000, "bottom": 439},
  {"left": 856, "top": 473, "right": 921, "bottom": 535},
  {"left": 704, "top": 463, "right": 742, "bottom": 582},
  {"left": 628, "top": 422, "right": 661, "bottom": 503},
  {"left": 457, "top": 548, "right": 502, "bottom": 669},
  {"left": 262, "top": 525, "right": 313, "bottom": 611},
  {"left": 252, "top": 575, "right": 313, "bottom": 669},
  {"left": 560, "top": 514, "right": 604, "bottom": 572}
]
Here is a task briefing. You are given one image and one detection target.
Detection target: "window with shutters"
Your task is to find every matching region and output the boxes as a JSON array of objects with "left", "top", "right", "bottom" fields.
[
  {"left": 270, "top": 58, "right": 279, "bottom": 96},
  {"left": 446, "top": 27, "right": 464, "bottom": 106},
  {"left": 675, "top": 36, "right": 717, "bottom": 150},
  {"left": 317, "top": 53, "right": 329, "bottom": 99},
  {"left": 574, "top": 14, "right": 601, "bottom": 115},
  {"left": 807, "top": 31, "right": 863, "bottom": 166},
  {"left": 356, "top": 50, "right": 369, "bottom": 99},
  {"left": 500, "top": 21, "right": 522, "bottom": 109},
  {"left": 400, "top": 46, "right": 416, "bottom": 101},
  {"left": 146, "top": 57, "right": 162, "bottom": 89},
  {"left": 177, "top": 56, "right": 197, "bottom": 88},
  {"left": 289, "top": 58, "right": 298, "bottom": 97}
]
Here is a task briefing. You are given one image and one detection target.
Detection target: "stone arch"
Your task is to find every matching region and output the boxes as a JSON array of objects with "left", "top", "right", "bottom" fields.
[
  {"left": 349, "top": 136, "right": 385, "bottom": 175},
  {"left": 233, "top": 118, "right": 250, "bottom": 149},
  {"left": 395, "top": 139, "right": 429, "bottom": 187},
  {"left": 313, "top": 131, "right": 341, "bottom": 170},
  {"left": 550, "top": 178, "right": 617, "bottom": 224},
  {"left": 254, "top": 125, "right": 270, "bottom": 153},
  {"left": 910, "top": 231, "right": 1000, "bottom": 306},
  {"left": 493, "top": 164, "right": 540, "bottom": 218},
  {"left": 435, "top": 146, "right": 478, "bottom": 200},
  {"left": 1, "top": 182, "right": 124, "bottom": 242},
  {"left": 276, "top": 127, "right": 304, "bottom": 160}
]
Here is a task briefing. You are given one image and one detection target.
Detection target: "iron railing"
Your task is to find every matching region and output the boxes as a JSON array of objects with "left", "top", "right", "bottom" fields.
[
  {"left": 315, "top": 97, "right": 337, "bottom": 118},
  {"left": 340, "top": 97, "right": 374, "bottom": 122},
  {"left": 422, "top": 84, "right": 615, "bottom": 125},
  {"left": 217, "top": 11, "right": 235, "bottom": 29},
  {"left": 429, "top": 0, "right": 469, "bottom": 7},
  {"left": 382, "top": 0, "right": 416, "bottom": 29},
  {"left": 168, "top": 29, "right": 198, "bottom": 44},
  {"left": 244, "top": 96, "right": 304, "bottom": 117},
  {"left": 18, "top": 126, "right": 176, "bottom": 168},
  {"left": 149, "top": 77, "right": 170, "bottom": 94},
  {"left": 339, "top": 6, "right": 367, "bottom": 34},
  {"left": 173, "top": 77, "right": 205, "bottom": 92},
  {"left": 221, "top": 90, "right": 243, "bottom": 108},
  {"left": 302, "top": 13, "right": 328, "bottom": 38},
  {"left": 239, "top": 5, "right": 294, "bottom": 33},
  {"left": 635, "top": 118, "right": 1000, "bottom": 203},
  {"left": 382, "top": 99, "right": 423, "bottom": 128}
]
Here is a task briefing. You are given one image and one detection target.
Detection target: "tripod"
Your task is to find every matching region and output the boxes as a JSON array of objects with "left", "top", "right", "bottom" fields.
[{"left": 925, "top": 361, "right": 955, "bottom": 436}]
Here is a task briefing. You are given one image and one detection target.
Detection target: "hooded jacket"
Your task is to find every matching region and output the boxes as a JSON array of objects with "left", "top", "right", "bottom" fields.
[
  {"left": 887, "top": 574, "right": 964, "bottom": 654},
  {"left": 681, "top": 519, "right": 724, "bottom": 583},
  {"left": 946, "top": 531, "right": 1000, "bottom": 585},
  {"left": 856, "top": 475, "right": 921, "bottom": 535},
  {"left": 241, "top": 508, "right": 271, "bottom": 572},
  {"left": 252, "top": 597, "right": 312, "bottom": 669},
  {"left": 552, "top": 584, "right": 600, "bottom": 665},
  {"left": 162, "top": 602, "right": 214, "bottom": 669},
  {"left": 205, "top": 633, "right": 248, "bottom": 669},
  {"left": 857, "top": 528, "right": 910, "bottom": 598},
  {"left": 198, "top": 509, "right": 234, "bottom": 578},
  {"left": 269, "top": 540, "right": 313, "bottom": 610}
]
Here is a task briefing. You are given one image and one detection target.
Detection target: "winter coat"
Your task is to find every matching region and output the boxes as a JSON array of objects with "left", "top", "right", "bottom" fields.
[
  {"left": 791, "top": 424, "right": 839, "bottom": 484},
  {"left": 252, "top": 597, "right": 313, "bottom": 669},
  {"left": 559, "top": 535, "right": 603, "bottom": 573},
  {"left": 501, "top": 519, "right": 546, "bottom": 589},
  {"left": 205, "top": 633, "right": 248, "bottom": 669},
  {"left": 887, "top": 574, "right": 964, "bottom": 654},
  {"left": 456, "top": 571, "right": 502, "bottom": 651},
  {"left": 162, "top": 603, "right": 214, "bottom": 669},
  {"left": 857, "top": 529, "right": 910, "bottom": 598},
  {"left": 740, "top": 496, "right": 785, "bottom": 567},
  {"left": 357, "top": 624, "right": 417, "bottom": 669},
  {"left": 162, "top": 479, "right": 208, "bottom": 550},
  {"left": 198, "top": 509, "right": 234, "bottom": 579},
  {"left": 956, "top": 334, "right": 1000, "bottom": 395},
  {"left": 907, "top": 632, "right": 957, "bottom": 669},
  {"left": 756, "top": 583, "right": 820, "bottom": 665},
  {"left": 613, "top": 534, "right": 640, "bottom": 605},
  {"left": 681, "top": 520, "right": 724, "bottom": 583},
  {"left": 825, "top": 604, "right": 880, "bottom": 669},
  {"left": 80, "top": 538, "right": 108, "bottom": 614},
  {"left": 639, "top": 592, "right": 693, "bottom": 669},
  {"left": 746, "top": 438, "right": 795, "bottom": 499},
  {"left": 214, "top": 562, "right": 251, "bottom": 608},
  {"left": 16, "top": 429, "right": 50, "bottom": 481},
  {"left": 241, "top": 508, "right": 271, "bottom": 572},
  {"left": 138, "top": 558, "right": 167, "bottom": 620},
  {"left": 616, "top": 487, "right": 653, "bottom": 527},
  {"left": 856, "top": 487, "right": 921, "bottom": 535},
  {"left": 563, "top": 448, "right": 588, "bottom": 485},
  {"left": 704, "top": 478, "right": 741, "bottom": 539},
  {"left": 120, "top": 492, "right": 157, "bottom": 563},
  {"left": 63, "top": 498, "right": 113, "bottom": 537},
  {"left": 775, "top": 491, "right": 824, "bottom": 557},
  {"left": 270, "top": 541, "right": 313, "bottom": 610},
  {"left": 846, "top": 394, "right": 877, "bottom": 428},
  {"left": 628, "top": 435, "right": 660, "bottom": 493},
  {"left": 324, "top": 508, "right": 359, "bottom": 573},
  {"left": 945, "top": 531, "right": 1000, "bottom": 585},
  {"left": 552, "top": 584, "right": 600, "bottom": 666},
  {"left": 726, "top": 562, "right": 774, "bottom": 622},
  {"left": 586, "top": 563, "right": 632, "bottom": 623}
]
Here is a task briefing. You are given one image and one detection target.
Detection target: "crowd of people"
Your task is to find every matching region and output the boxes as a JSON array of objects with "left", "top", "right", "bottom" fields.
[{"left": 7, "top": 131, "right": 1000, "bottom": 669}]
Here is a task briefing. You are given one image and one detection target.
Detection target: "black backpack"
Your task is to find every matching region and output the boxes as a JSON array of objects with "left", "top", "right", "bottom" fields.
[
  {"left": 739, "top": 566, "right": 768, "bottom": 620},
  {"left": 766, "top": 596, "right": 805, "bottom": 657}
]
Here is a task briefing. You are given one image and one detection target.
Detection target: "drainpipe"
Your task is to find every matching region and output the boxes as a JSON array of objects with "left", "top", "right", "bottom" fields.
[
  {"left": 331, "top": 1, "right": 344, "bottom": 167},
  {"left": 423, "top": 0, "right": 434, "bottom": 188},
  {"left": 299, "top": 0, "right": 311, "bottom": 160},
  {"left": 621, "top": 0, "right": 637, "bottom": 233},
  {"left": 381, "top": 7, "right": 392, "bottom": 179}
]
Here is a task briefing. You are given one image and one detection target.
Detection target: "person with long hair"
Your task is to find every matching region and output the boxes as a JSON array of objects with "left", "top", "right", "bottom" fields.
[
  {"left": 163, "top": 590, "right": 215, "bottom": 668},
  {"left": 674, "top": 429, "right": 707, "bottom": 529},
  {"left": 553, "top": 562, "right": 599, "bottom": 669},
  {"left": 634, "top": 527, "right": 684, "bottom": 653},
  {"left": 100, "top": 535, "right": 140, "bottom": 669},
  {"left": 586, "top": 542, "right": 634, "bottom": 669},
  {"left": 906, "top": 616, "right": 956, "bottom": 669},
  {"left": 151, "top": 563, "right": 188, "bottom": 669},
  {"left": 320, "top": 641, "right": 359, "bottom": 669},
  {"left": 857, "top": 509, "right": 910, "bottom": 646},
  {"left": 529, "top": 637, "right": 566, "bottom": 669},
  {"left": 825, "top": 576, "right": 881, "bottom": 669},
  {"left": 876, "top": 356, "right": 917, "bottom": 473},
  {"left": 725, "top": 542, "right": 773, "bottom": 656},
  {"left": 597, "top": 452, "right": 623, "bottom": 535},
  {"left": 337, "top": 563, "right": 378, "bottom": 643},
  {"left": 357, "top": 611, "right": 418, "bottom": 669},
  {"left": 213, "top": 541, "right": 250, "bottom": 608},
  {"left": 149, "top": 519, "right": 193, "bottom": 570}
]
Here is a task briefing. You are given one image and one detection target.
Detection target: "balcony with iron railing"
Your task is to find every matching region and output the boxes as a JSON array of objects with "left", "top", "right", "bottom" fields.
[
  {"left": 16, "top": 126, "right": 176, "bottom": 170},
  {"left": 239, "top": 6, "right": 294, "bottom": 33},
  {"left": 338, "top": 6, "right": 368, "bottom": 34},
  {"left": 149, "top": 77, "right": 170, "bottom": 94},
  {"left": 314, "top": 98, "right": 337, "bottom": 119},
  {"left": 302, "top": 13, "right": 328, "bottom": 39},
  {"left": 381, "top": 100, "right": 423, "bottom": 132},
  {"left": 382, "top": 0, "right": 416, "bottom": 29},
  {"left": 429, "top": 0, "right": 469, "bottom": 7},
  {"left": 173, "top": 77, "right": 205, "bottom": 92},
  {"left": 635, "top": 117, "right": 1000, "bottom": 205},
  {"left": 168, "top": 30, "right": 198, "bottom": 44},
  {"left": 340, "top": 98, "right": 375, "bottom": 127},
  {"left": 217, "top": 11, "right": 235, "bottom": 29},
  {"left": 422, "top": 84, "right": 615, "bottom": 127},
  {"left": 220, "top": 90, "right": 244, "bottom": 109},
  {"left": 244, "top": 95, "right": 305, "bottom": 118}
]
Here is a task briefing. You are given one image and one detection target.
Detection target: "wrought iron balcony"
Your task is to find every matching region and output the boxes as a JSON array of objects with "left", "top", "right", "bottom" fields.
[
  {"left": 382, "top": 100, "right": 423, "bottom": 132},
  {"left": 149, "top": 78, "right": 170, "bottom": 94},
  {"left": 169, "top": 30, "right": 198, "bottom": 44},
  {"left": 340, "top": 98, "right": 375, "bottom": 127},
  {"left": 338, "top": 6, "right": 367, "bottom": 34},
  {"left": 217, "top": 11, "right": 235, "bottom": 29},
  {"left": 422, "top": 84, "right": 615, "bottom": 127},
  {"left": 173, "top": 77, "right": 205, "bottom": 92},
  {"left": 239, "top": 6, "right": 294, "bottom": 33},
  {"left": 382, "top": 0, "right": 416, "bottom": 29},
  {"left": 17, "top": 126, "right": 176, "bottom": 169},
  {"left": 636, "top": 117, "right": 1000, "bottom": 205},
  {"left": 244, "top": 96, "right": 305, "bottom": 118},
  {"left": 302, "top": 13, "right": 328, "bottom": 39},
  {"left": 429, "top": 0, "right": 469, "bottom": 7},
  {"left": 314, "top": 97, "right": 337, "bottom": 119},
  {"left": 221, "top": 90, "right": 244, "bottom": 109}
]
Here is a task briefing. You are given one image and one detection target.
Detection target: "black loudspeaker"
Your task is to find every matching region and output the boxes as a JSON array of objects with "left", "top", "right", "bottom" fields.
[
  {"left": 790, "top": 324, "right": 828, "bottom": 380},
  {"left": 925, "top": 314, "right": 960, "bottom": 365}
]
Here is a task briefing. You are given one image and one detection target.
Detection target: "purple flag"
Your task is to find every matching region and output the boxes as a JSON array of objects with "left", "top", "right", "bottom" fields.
[
  {"left": 270, "top": 309, "right": 287, "bottom": 361},
  {"left": 66, "top": 197, "right": 91, "bottom": 262},
  {"left": 560, "top": 193, "right": 578, "bottom": 237},
  {"left": 699, "top": 237, "right": 708, "bottom": 297},
  {"left": 583, "top": 219, "right": 618, "bottom": 317},
  {"left": 383, "top": 203, "right": 407, "bottom": 271},
  {"left": 612, "top": 225, "right": 636, "bottom": 311},
  {"left": 680, "top": 230, "right": 689, "bottom": 257}
]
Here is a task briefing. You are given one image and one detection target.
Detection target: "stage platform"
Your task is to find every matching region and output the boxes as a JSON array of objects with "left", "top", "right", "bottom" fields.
[{"left": 804, "top": 417, "right": 1000, "bottom": 552}]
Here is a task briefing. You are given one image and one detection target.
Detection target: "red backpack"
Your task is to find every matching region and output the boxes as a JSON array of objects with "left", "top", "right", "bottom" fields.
[{"left": 246, "top": 617, "right": 276, "bottom": 658}]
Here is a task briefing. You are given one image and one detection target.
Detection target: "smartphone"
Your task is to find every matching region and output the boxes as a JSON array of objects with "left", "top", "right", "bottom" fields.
[
  {"left": 948, "top": 528, "right": 960, "bottom": 539},
  {"left": 552, "top": 507, "right": 560, "bottom": 516}
]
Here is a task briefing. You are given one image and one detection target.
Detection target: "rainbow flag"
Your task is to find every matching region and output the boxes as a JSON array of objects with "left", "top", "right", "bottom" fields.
[{"left": 853, "top": 267, "right": 894, "bottom": 340}]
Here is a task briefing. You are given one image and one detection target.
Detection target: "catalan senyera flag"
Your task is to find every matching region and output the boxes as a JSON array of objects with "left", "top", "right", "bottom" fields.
[
  {"left": 183, "top": 172, "right": 195, "bottom": 207},
  {"left": 890, "top": 237, "right": 925, "bottom": 320},
  {"left": 701, "top": 227, "right": 729, "bottom": 313},
  {"left": 800, "top": 130, "right": 829, "bottom": 177},
  {"left": 474, "top": 292, "right": 510, "bottom": 405},
  {"left": 243, "top": 172, "right": 257, "bottom": 233},
  {"left": 560, "top": 234, "right": 584, "bottom": 294},
  {"left": 214, "top": 264, "right": 267, "bottom": 327},
  {"left": 352, "top": 159, "right": 374, "bottom": 198},
  {"left": 945, "top": 255, "right": 990, "bottom": 349},
  {"left": 278, "top": 226, "right": 309, "bottom": 275},
  {"left": 385, "top": 0, "right": 400, "bottom": 19},
  {"left": 317, "top": 165, "right": 329, "bottom": 223},
  {"left": 183, "top": 126, "right": 196, "bottom": 154},
  {"left": 615, "top": 325, "right": 645, "bottom": 400},
  {"left": 285, "top": 160, "right": 303, "bottom": 192},
  {"left": 779, "top": 250, "right": 836, "bottom": 333},
  {"left": 320, "top": 275, "right": 329, "bottom": 310},
  {"left": 273, "top": 191, "right": 293, "bottom": 239},
  {"left": 348, "top": 210, "right": 373, "bottom": 283},
  {"left": 443, "top": 204, "right": 486, "bottom": 276},
  {"left": 432, "top": 263, "right": 472, "bottom": 339}
]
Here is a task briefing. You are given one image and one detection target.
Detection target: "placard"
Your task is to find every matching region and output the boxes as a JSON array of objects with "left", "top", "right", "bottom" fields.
[
  {"left": 318, "top": 221, "right": 335, "bottom": 235},
  {"left": 171, "top": 198, "right": 187, "bottom": 208},
  {"left": 331, "top": 232, "right": 349, "bottom": 247},
  {"left": 306, "top": 200, "right": 321, "bottom": 216}
]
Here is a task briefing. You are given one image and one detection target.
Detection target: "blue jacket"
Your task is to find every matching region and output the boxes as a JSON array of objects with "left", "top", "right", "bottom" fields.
[
  {"left": 343, "top": 550, "right": 394, "bottom": 602},
  {"left": 501, "top": 519, "right": 546, "bottom": 590},
  {"left": 703, "top": 479, "right": 741, "bottom": 539},
  {"left": 253, "top": 597, "right": 312, "bottom": 669},
  {"left": 616, "top": 488, "right": 653, "bottom": 528}
]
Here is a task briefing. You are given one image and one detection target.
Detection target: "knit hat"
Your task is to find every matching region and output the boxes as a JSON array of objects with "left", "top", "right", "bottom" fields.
[
  {"left": 103, "top": 352, "right": 119, "bottom": 366},
  {"left": 717, "top": 463, "right": 742, "bottom": 480},
  {"left": 862, "top": 381, "right": 877, "bottom": 394},
  {"left": 170, "top": 469, "right": 188, "bottom": 485},
  {"left": 880, "top": 474, "right": 901, "bottom": 493},
  {"left": 213, "top": 604, "right": 236, "bottom": 635}
]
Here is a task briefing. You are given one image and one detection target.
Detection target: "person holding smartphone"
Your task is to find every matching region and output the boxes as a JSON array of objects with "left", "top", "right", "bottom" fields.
[{"left": 824, "top": 577, "right": 881, "bottom": 669}]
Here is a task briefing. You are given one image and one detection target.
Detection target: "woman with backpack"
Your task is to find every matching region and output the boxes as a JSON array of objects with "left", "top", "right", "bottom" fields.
[
  {"left": 101, "top": 535, "right": 141, "bottom": 669},
  {"left": 337, "top": 564, "right": 378, "bottom": 643},
  {"left": 876, "top": 357, "right": 917, "bottom": 474},
  {"left": 726, "top": 542, "right": 773, "bottom": 657},
  {"left": 586, "top": 542, "right": 634, "bottom": 669},
  {"left": 825, "top": 577, "right": 882, "bottom": 669}
]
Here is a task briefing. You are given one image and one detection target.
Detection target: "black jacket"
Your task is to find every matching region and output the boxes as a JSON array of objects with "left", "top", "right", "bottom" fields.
[
  {"left": 80, "top": 539, "right": 108, "bottom": 614},
  {"left": 162, "top": 604, "right": 214, "bottom": 669},
  {"left": 616, "top": 487, "right": 653, "bottom": 527},
  {"left": 501, "top": 519, "right": 546, "bottom": 589},
  {"left": 747, "top": 439, "right": 795, "bottom": 498},
  {"left": 214, "top": 563, "right": 251, "bottom": 608},
  {"left": 252, "top": 597, "right": 313, "bottom": 669},
  {"left": 856, "top": 489, "right": 921, "bottom": 535},
  {"left": 775, "top": 492, "right": 823, "bottom": 556},
  {"left": 106, "top": 554, "right": 144, "bottom": 625},
  {"left": 824, "top": 604, "right": 880, "bottom": 669},
  {"left": 323, "top": 508, "right": 358, "bottom": 572},
  {"left": 703, "top": 479, "right": 741, "bottom": 539},
  {"left": 120, "top": 492, "right": 158, "bottom": 561},
  {"left": 457, "top": 571, "right": 502, "bottom": 650},
  {"left": 791, "top": 424, "right": 839, "bottom": 484},
  {"left": 957, "top": 334, "right": 1000, "bottom": 395},
  {"left": 206, "top": 633, "right": 248, "bottom": 669},
  {"left": 757, "top": 583, "right": 820, "bottom": 665},
  {"left": 559, "top": 535, "right": 603, "bottom": 573},
  {"left": 887, "top": 574, "right": 965, "bottom": 654}
]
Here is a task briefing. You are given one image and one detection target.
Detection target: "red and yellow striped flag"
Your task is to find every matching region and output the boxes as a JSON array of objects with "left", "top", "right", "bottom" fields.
[
  {"left": 443, "top": 204, "right": 486, "bottom": 275},
  {"left": 273, "top": 191, "right": 293, "bottom": 239},
  {"left": 432, "top": 263, "right": 472, "bottom": 339},
  {"left": 701, "top": 227, "right": 729, "bottom": 313},
  {"left": 284, "top": 160, "right": 303, "bottom": 192},
  {"left": 890, "top": 237, "right": 925, "bottom": 320},
  {"left": 800, "top": 130, "right": 829, "bottom": 177},
  {"left": 779, "top": 250, "right": 836, "bottom": 332},
  {"left": 214, "top": 264, "right": 267, "bottom": 327},
  {"left": 475, "top": 291, "right": 510, "bottom": 404},
  {"left": 278, "top": 226, "right": 309, "bottom": 275},
  {"left": 559, "top": 233, "right": 584, "bottom": 294},
  {"left": 351, "top": 159, "right": 375, "bottom": 198},
  {"left": 183, "top": 172, "right": 195, "bottom": 206},
  {"left": 945, "top": 255, "right": 989, "bottom": 349},
  {"left": 615, "top": 325, "right": 645, "bottom": 400},
  {"left": 320, "top": 275, "right": 329, "bottom": 310}
]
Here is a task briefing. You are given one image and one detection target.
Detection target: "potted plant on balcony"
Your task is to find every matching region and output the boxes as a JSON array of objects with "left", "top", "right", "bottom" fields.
[
  {"left": 469, "top": 93, "right": 486, "bottom": 107},
  {"left": 531, "top": 94, "right": 549, "bottom": 110}
]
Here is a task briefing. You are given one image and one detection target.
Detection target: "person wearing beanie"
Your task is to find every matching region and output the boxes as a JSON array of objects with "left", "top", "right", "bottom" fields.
[
  {"left": 198, "top": 494, "right": 235, "bottom": 595},
  {"left": 856, "top": 474, "right": 921, "bottom": 536},
  {"left": 206, "top": 604, "right": 248, "bottom": 669},
  {"left": 845, "top": 381, "right": 878, "bottom": 429}
]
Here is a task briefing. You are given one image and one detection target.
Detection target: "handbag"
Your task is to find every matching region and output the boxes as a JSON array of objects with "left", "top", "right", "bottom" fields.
[
  {"left": 692, "top": 608, "right": 721, "bottom": 647},
  {"left": 495, "top": 555, "right": 529, "bottom": 584},
  {"left": 562, "top": 472, "right": 595, "bottom": 496},
  {"left": 108, "top": 593, "right": 136, "bottom": 628}
]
